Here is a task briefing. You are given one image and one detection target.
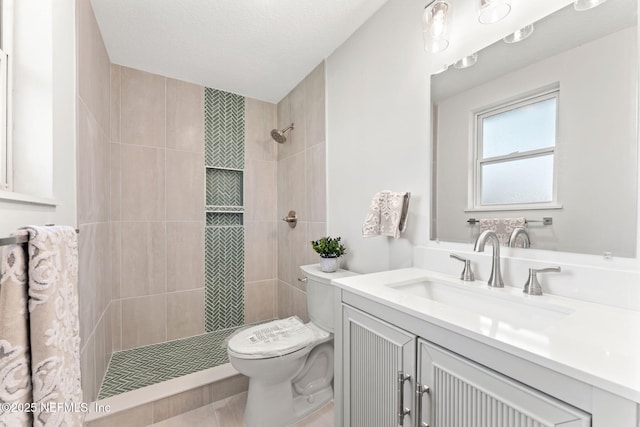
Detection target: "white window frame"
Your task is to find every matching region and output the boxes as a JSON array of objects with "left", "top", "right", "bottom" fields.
[
  {"left": 472, "top": 89, "right": 561, "bottom": 211},
  {"left": 0, "top": 0, "right": 12, "bottom": 192}
]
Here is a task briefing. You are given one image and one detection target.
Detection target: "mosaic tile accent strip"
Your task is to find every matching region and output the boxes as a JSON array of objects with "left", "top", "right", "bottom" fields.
[
  {"left": 204, "top": 88, "right": 245, "bottom": 170},
  {"left": 206, "top": 213, "right": 243, "bottom": 227},
  {"left": 206, "top": 168, "right": 243, "bottom": 207},
  {"left": 98, "top": 326, "right": 244, "bottom": 399},
  {"left": 205, "top": 226, "right": 245, "bottom": 332}
]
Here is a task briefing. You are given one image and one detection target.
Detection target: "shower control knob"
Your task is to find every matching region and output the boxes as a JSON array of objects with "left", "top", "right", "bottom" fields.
[{"left": 282, "top": 210, "right": 298, "bottom": 228}]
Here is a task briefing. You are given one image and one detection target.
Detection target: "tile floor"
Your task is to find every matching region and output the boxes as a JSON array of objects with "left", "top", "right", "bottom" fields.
[
  {"left": 150, "top": 392, "right": 334, "bottom": 427},
  {"left": 100, "top": 323, "right": 268, "bottom": 399}
]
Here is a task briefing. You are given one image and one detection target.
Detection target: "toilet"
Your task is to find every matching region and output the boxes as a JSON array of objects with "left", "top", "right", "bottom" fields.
[{"left": 227, "top": 263, "right": 357, "bottom": 427}]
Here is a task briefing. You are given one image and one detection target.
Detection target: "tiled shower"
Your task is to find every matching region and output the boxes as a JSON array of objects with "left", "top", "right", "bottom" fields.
[{"left": 77, "top": 0, "right": 328, "bottom": 407}]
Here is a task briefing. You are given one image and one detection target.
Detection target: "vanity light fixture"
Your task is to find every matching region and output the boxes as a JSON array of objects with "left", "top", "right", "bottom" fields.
[
  {"left": 477, "top": 0, "right": 511, "bottom": 24},
  {"left": 453, "top": 53, "right": 478, "bottom": 69},
  {"left": 503, "top": 24, "right": 534, "bottom": 43},
  {"left": 423, "top": 0, "right": 451, "bottom": 53},
  {"left": 573, "top": 0, "right": 607, "bottom": 11}
]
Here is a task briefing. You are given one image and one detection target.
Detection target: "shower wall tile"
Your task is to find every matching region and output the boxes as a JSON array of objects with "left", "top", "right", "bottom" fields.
[
  {"left": 122, "top": 294, "right": 167, "bottom": 349},
  {"left": 121, "top": 67, "right": 166, "bottom": 147},
  {"left": 120, "top": 144, "right": 166, "bottom": 221},
  {"left": 276, "top": 61, "right": 327, "bottom": 309},
  {"left": 110, "top": 65, "right": 121, "bottom": 142},
  {"left": 166, "top": 149, "right": 204, "bottom": 221},
  {"left": 120, "top": 221, "right": 167, "bottom": 298},
  {"left": 244, "top": 221, "right": 276, "bottom": 283},
  {"left": 304, "top": 62, "right": 326, "bottom": 148},
  {"left": 167, "top": 221, "right": 205, "bottom": 292},
  {"left": 111, "top": 300, "right": 122, "bottom": 351},
  {"left": 80, "top": 332, "right": 97, "bottom": 403},
  {"left": 306, "top": 143, "right": 326, "bottom": 222},
  {"left": 94, "top": 314, "right": 107, "bottom": 395},
  {"left": 277, "top": 81, "right": 306, "bottom": 161},
  {"left": 166, "top": 79, "right": 204, "bottom": 153},
  {"left": 110, "top": 222, "right": 121, "bottom": 300},
  {"left": 244, "top": 280, "right": 276, "bottom": 324},
  {"left": 277, "top": 280, "right": 308, "bottom": 322},
  {"left": 77, "top": 103, "right": 110, "bottom": 224},
  {"left": 78, "top": 224, "right": 97, "bottom": 342},
  {"left": 204, "top": 88, "right": 245, "bottom": 169},
  {"left": 277, "top": 222, "right": 292, "bottom": 286},
  {"left": 277, "top": 151, "right": 306, "bottom": 221},
  {"left": 167, "top": 289, "right": 205, "bottom": 341},
  {"left": 205, "top": 226, "right": 244, "bottom": 331},
  {"left": 77, "top": 0, "right": 113, "bottom": 402},
  {"left": 95, "top": 223, "right": 113, "bottom": 318},
  {"left": 77, "top": 0, "right": 110, "bottom": 133},
  {"left": 244, "top": 159, "right": 276, "bottom": 221},
  {"left": 245, "top": 98, "right": 277, "bottom": 162},
  {"left": 110, "top": 142, "right": 121, "bottom": 221}
]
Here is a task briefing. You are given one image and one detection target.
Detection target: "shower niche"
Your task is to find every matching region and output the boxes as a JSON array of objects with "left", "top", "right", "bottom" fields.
[{"left": 204, "top": 88, "right": 245, "bottom": 332}]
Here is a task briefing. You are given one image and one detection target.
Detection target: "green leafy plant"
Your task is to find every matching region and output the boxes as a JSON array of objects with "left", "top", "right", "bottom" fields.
[{"left": 311, "top": 236, "right": 346, "bottom": 258}]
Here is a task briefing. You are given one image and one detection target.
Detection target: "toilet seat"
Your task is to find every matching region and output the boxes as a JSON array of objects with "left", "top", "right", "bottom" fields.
[{"left": 228, "top": 317, "right": 329, "bottom": 359}]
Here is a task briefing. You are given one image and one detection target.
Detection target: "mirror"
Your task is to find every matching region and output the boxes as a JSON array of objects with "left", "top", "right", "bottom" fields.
[{"left": 431, "top": 0, "right": 638, "bottom": 257}]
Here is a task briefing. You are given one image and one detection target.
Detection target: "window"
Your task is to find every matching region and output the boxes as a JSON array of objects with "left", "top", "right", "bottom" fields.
[
  {"left": 475, "top": 90, "right": 558, "bottom": 208},
  {"left": 0, "top": 0, "right": 11, "bottom": 191}
]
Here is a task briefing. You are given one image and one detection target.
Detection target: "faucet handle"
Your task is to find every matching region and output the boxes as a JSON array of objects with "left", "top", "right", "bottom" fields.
[
  {"left": 450, "top": 254, "right": 474, "bottom": 281},
  {"left": 524, "top": 266, "right": 561, "bottom": 295}
]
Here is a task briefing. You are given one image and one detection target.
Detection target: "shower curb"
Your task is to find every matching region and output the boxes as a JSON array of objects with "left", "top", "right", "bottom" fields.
[{"left": 84, "top": 363, "right": 248, "bottom": 426}]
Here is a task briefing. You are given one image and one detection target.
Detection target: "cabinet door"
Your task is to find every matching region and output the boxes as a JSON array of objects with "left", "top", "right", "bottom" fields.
[
  {"left": 417, "top": 339, "right": 591, "bottom": 427},
  {"left": 343, "top": 305, "right": 416, "bottom": 427}
]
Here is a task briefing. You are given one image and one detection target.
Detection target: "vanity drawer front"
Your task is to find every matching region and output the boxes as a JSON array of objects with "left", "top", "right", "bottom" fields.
[{"left": 418, "top": 339, "right": 591, "bottom": 427}]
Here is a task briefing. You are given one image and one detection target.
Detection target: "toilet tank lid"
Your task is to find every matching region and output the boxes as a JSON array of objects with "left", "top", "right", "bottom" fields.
[
  {"left": 300, "top": 264, "right": 359, "bottom": 285},
  {"left": 227, "top": 317, "right": 328, "bottom": 358}
]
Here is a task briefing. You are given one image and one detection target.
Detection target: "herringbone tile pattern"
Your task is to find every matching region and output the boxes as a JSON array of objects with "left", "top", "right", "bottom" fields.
[
  {"left": 205, "top": 226, "right": 245, "bottom": 332},
  {"left": 205, "top": 168, "right": 243, "bottom": 208},
  {"left": 204, "top": 88, "right": 245, "bottom": 169},
  {"left": 203, "top": 87, "right": 246, "bottom": 333},
  {"left": 206, "top": 212, "right": 243, "bottom": 227},
  {"left": 98, "top": 326, "right": 243, "bottom": 399}
]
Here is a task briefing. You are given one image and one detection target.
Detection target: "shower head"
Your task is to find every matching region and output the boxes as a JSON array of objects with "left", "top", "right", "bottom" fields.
[{"left": 270, "top": 123, "right": 294, "bottom": 143}]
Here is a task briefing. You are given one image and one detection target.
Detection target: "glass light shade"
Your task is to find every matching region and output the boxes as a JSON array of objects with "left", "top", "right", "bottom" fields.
[
  {"left": 503, "top": 24, "right": 534, "bottom": 43},
  {"left": 477, "top": 0, "right": 511, "bottom": 24},
  {"left": 573, "top": 0, "right": 607, "bottom": 11},
  {"left": 423, "top": 0, "right": 450, "bottom": 53},
  {"left": 453, "top": 53, "right": 478, "bottom": 69}
]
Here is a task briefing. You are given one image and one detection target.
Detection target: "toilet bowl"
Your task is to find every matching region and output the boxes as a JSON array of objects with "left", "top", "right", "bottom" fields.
[{"left": 226, "top": 264, "right": 357, "bottom": 427}]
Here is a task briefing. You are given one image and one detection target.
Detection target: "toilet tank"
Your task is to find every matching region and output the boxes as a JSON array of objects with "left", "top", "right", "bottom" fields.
[{"left": 300, "top": 264, "right": 358, "bottom": 333}]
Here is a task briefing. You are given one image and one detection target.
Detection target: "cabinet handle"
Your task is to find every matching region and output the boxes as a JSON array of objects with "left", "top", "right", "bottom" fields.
[
  {"left": 416, "top": 383, "right": 430, "bottom": 427},
  {"left": 397, "top": 372, "right": 411, "bottom": 426}
]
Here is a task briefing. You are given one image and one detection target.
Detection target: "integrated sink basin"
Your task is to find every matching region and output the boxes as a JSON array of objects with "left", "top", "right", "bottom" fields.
[{"left": 387, "top": 278, "right": 574, "bottom": 331}]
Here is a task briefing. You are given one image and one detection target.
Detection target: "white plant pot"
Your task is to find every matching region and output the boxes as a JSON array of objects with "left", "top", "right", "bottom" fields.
[{"left": 320, "top": 257, "right": 339, "bottom": 273}]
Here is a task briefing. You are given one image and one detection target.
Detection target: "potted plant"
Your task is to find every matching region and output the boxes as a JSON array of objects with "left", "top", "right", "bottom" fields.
[{"left": 311, "top": 236, "right": 346, "bottom": 273}]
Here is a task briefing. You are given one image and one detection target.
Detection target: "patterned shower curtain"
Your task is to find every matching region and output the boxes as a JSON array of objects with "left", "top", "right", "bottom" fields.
[{"left": 0, "top": 226, "right": 83, "bottom": 426}]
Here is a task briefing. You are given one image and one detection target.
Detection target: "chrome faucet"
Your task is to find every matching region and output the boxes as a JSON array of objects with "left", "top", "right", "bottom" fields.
[
  {"left": 509, "top": 227, "right": 530, "bottom": 248},
  {"left": 473, "top": 230, "right": 504, "bottom": 288}
]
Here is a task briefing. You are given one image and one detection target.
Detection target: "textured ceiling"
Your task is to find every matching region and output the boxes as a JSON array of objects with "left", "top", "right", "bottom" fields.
[{"left": 91, "top": 0, "right": 389, "bottom": 103}]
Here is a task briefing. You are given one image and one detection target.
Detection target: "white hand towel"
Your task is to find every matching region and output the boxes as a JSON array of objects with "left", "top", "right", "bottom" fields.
[
  {"left": 479, "top": 217, "right": 525, "bottom": 246},
  {"left": 362, "top": 191, "right": 409, "bottom": 239}
]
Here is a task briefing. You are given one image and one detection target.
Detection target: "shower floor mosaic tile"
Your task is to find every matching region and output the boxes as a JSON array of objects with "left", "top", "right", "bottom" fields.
[{"left": 98, "top": 325, "right": 247, "bottom": 399}]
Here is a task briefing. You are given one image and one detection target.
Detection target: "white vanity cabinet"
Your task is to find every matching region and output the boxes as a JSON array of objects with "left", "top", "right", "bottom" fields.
[
  {"left": 342, "top": 305, "right": 417, "bottom": 427},
  {"left": 417, "top": 340, "right": 590, "bottom": 427},
  {"left": 339, "top": 297, "right": 637, "bottom": 427}
]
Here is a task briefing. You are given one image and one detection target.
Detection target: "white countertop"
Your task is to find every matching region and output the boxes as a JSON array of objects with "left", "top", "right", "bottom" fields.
[{"left": 332, "top": 267, "right": 640, "bottom": 403}]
